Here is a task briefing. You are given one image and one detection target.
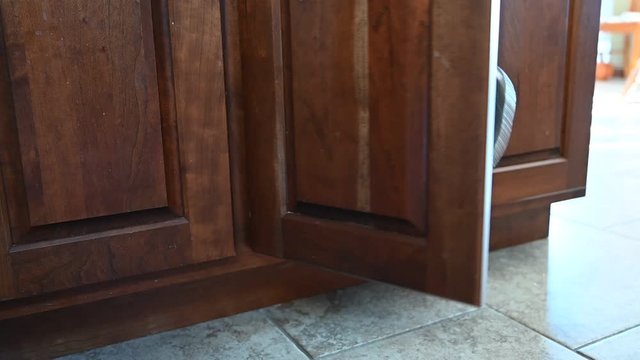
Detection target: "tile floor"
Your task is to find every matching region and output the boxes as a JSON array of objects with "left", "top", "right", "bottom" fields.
[{"left": 61, "top": 80, "right": 640, "bottom": 359}]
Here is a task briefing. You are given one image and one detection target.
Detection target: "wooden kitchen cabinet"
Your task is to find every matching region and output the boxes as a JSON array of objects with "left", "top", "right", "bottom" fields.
[
  {"left": 490, "top": 0, "right": 600, "bottom": 249},
  {"left": 241, "top": 0, "right": 494, "bottom": 304},
  {"left": 0, "top": 0, "right": 235, "bottom": 300},
  {"left": 0, "top": 0, "right": 600, "bottom": 358}
]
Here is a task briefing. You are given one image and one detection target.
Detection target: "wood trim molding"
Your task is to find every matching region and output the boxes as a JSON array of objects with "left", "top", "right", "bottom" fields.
[{"left": 0, "top": 261, "right": 360, "bottom": 359}]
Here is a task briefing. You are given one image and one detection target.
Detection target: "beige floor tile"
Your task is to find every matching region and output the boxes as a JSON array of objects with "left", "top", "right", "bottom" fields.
[
  {"left": 323, "top": 309, "right": 585, "bottom": 360},
  {"left": 59, "top": 311, "right": 308, "bottom": 360},
  {"left": 607, "top": 219, "right": 640, "bottom": 241},
  {"left": 580, "top": 326, "right": 640, "bottom": 360},
  {"left": 266, "top": 282, "right": 474, "bottom": 358},
  {"left": 488, "top": 217, "right": 640, "bottom": 348}
]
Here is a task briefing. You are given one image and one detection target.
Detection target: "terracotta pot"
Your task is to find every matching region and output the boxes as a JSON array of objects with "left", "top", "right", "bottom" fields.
[{"left": 595, "top": 62, "right": 615, "bottom": 81}]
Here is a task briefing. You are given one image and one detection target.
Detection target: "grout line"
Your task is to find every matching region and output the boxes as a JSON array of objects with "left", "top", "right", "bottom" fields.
[
  {"left": 485, "top": 306, "right": 586, "bottom": 357},
  {"left": 264, "top": 313, "right": 315, "bottom": 359},
  {"left": 605, "top": 230, "right": 640, "bottom": 243},
  {"left": 552, "top": 214, "right": 640, "bottom": 242},
  {"left": 315, "top": 307, "right": 480, "bottom": 359},
  {"left": 551, "top": 214, "right": 612, "bottom": 231},
  {"left": 578, "top": 352, "right": 596, "bottom": 360},
  {"left": 601, "top": 217, "right": 640, "bottom": 230},
  {"left": 576, "top": 322, "right": 640, "bottom": 350}
]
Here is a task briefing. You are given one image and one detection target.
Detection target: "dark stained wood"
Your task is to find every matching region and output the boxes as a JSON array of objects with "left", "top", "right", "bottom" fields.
[
  {"left": 0, "top": 0, "right": 168, "bottom": 226},
  {"left": 288, "top": 0, "right": 428, "bottom": 228},
  {"left": 492, "top": 0, "right": 599, "bottom": 207},
  {"left": 499, "top": 0, "right": 570, "bottom": 157},
  {"left": 0, "top": 261, "right": 360, "bottom": 359},
  {"left": 289, "top": 0, "right": 361, "bottom": 212},
  {"left": 491, "top": 0, "right": 600, "bottom": 245},
  {"left": 168, "top": 0, "right": 235, "bottom": 262},
  {"left": 240, "top": 0, "right": 287, "bottom": 256},
  {"left": 0, "top": 19, "right": 15, "bottom": 300},
  {"left": 490, "top": 206, "right": 551, "bottom": 251},
  {"left": 424, "top": 0, "right": 494, "bottom": 303},
  {"left": 244, "top": 0, "right": 494, "bottom": 305},
  {"left": 0, "top": 0, "right": 604, "bottom": 358},
  {"left": 563, "top": 0, "right": 600, "bottom": 187},
  {"left": 0, "top": 245, "right": 279, "bottom": 321},
  {"left": 368, "top": 0, "right": 429, "bottom": 227},
  {"left": 10, "top": 218, "right": 189, "bottom": 297},
  {"left": 496, "top": 148, "right": 560, "bottom": 168},
  {"left": 492, "top": 187, "right": 584, "bottom": 218},
  {"left": 283, "top": 214, "right": 428, "bottom": 290},
  {"left": 0, "top": 0, "right": 236, "bottom": 299},
  {"left": 222, "top": 0, "right": 250, "bottom": 245},
  {"left": 0, "top": 190, "right": 12, "bottom": 300},
  {"left": 494, "top": 159, "right": 572, "bottom": 204},
  {"left": 151, "top": 0, "right": 185, "bottom": 216}
]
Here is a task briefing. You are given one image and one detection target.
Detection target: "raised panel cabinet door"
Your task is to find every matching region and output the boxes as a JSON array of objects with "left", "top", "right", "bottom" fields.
[
  {"left": 242, "top": 0, "right": 498, "bottom": 305},
  {"left": 0, "top": 0, "right": 234, "bottom": 300},
  {"left": 492, "top": 0, "right": 600, "bottom": 207}
]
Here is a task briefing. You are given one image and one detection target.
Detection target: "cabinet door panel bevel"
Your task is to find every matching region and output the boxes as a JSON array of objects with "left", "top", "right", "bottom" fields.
[{"left": 0, "top": 0, "right": 235, "bottom": 300}]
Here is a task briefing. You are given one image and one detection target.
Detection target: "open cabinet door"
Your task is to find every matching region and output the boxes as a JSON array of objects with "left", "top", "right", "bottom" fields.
[{"left": 241, "top": 0, "right": 498, "bottom": 305}]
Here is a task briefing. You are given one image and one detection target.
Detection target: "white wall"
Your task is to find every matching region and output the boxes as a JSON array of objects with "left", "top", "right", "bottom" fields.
[{"left": 600, "top": 0, "right": 631, "bottom": 69}]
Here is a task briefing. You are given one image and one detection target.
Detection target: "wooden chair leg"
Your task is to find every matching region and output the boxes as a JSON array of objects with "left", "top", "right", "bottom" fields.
[{"left": 623, "top": 59, "right": 640, "bottom": 97}]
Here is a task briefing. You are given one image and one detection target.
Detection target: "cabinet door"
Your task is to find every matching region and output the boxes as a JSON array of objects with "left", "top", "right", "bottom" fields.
[
  {"left": 242, "top": 0, "right": 497, "bottom": 305},
  {"left": 492, "top": 0, "right": 600, "bottom": 207},
  {"left": 0, "top": 0, "right": 234, "bottom": 300}
]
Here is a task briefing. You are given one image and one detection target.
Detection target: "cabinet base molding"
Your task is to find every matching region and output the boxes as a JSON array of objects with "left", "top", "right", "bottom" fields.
[
  {"left": 490, "top": 205, "right": 551, "bottom": 251},
  {"left": 490, "top": 186, "right": 585, "bottom": 251},
  {"left": 0, "top": 261, "right": 359, "bottom": 359}
]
